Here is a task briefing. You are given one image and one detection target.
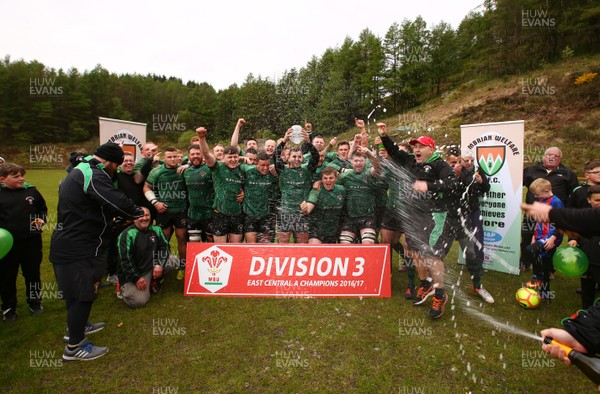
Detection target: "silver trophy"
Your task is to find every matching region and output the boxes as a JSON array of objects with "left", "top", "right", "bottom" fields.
[{"left": 290, "top": 125, "right": 304, "bottom": 145}]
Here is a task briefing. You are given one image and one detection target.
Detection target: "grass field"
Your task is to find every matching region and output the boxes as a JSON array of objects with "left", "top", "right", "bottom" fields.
[{"left": 0, "top": 170, "right": 594, "bottom": 393}]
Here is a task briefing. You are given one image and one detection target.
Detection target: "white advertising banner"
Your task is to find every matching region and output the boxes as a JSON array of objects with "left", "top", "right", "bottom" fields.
[
  {"left": 98, "top": 117, "right": 146, "bottom": 162},
  {"left": 460, "top": 120, "right": 524, "bottom": 275}
]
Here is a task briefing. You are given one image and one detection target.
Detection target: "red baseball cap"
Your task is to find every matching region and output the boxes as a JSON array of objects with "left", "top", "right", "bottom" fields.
[{"left": 409, "top": 136, "right": 435, "bottom": 149}]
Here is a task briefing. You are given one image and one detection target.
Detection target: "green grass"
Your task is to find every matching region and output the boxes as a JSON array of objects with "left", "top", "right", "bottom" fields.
[{"left": 0, "top": 170, "right": 594, "bottom": 393}]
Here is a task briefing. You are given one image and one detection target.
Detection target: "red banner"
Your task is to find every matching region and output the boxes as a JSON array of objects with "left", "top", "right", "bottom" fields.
[{"left": 184, "top": 244, "right": 391, "bottom": 297}]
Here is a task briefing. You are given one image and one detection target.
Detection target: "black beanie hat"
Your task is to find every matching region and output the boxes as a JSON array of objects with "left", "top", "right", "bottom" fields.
[{"left": 94, "top": 143, "right": 124, "bottom": 165}]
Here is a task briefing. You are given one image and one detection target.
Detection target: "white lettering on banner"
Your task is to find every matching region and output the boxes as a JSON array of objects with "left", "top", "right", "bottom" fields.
[
  {"left": 249, "top": 256, "right": 364, "bottom": 277},
  {"left": 185, "top": 243, "right": 391, "bottom": 297}
]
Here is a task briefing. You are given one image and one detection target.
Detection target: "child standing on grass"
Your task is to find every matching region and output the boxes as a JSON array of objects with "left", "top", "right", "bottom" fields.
[
  {"left": 524, "top": 178, "right": 564, "bottom": 302},
  {"left": 0, "top": 163, "right": 47, "bottom": 321}
]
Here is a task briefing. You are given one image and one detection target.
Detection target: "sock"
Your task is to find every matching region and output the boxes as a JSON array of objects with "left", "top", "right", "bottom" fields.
[
  {"left": 406, "top": 258, "right": 415, "bottom": 286},
  {"left": 392, "top": 241, "right": 403, "bottom": 256}
]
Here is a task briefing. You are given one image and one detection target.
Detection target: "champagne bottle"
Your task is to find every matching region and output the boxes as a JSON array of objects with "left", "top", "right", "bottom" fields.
[{"left": 544, "top": 337, "right": 600, "bottom": 385}]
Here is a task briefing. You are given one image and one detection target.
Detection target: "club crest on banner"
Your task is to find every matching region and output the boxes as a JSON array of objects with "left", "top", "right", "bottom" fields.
[
  {"left": 193, "top": 245, "right": 233, "bottom": 293},
  {"left": 477, "top": 145, "right": 506, "bottom": 176}
]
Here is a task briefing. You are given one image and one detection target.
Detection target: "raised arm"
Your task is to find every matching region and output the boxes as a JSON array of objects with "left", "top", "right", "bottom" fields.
[
  {"left": 355, "top": 118, "right": 369, "bottom": 148},
  {"left": 196, "top": 127, "right": 216, "bottom": 167},
  {"left": 304, "top": 130, "right": 319, "bottom": 173},
  {"left": 377, "top": 122, "right": 411, "bottom": 166},
  {"left": 134, "top": 154, "right": 154, "bottom": 184},
  {"left": 349, "top": 134, "right": 362, "bottom": 157},
  {"left": 275, "top": 129, "right": 292, "bottom": 173},
  {"left": 230, "top": 118, "right": 246, "bottom": 148},
  {"left": 325, "top": 137, "right": 337, "bottom": 153},
  {"left": 361, "top": 147, "right": 382, "bottom": 177}
]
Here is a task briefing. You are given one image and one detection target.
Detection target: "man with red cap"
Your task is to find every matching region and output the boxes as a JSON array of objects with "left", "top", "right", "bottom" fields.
[
  {"left": 378, "top": 124, "right": 457, "bottom": 319},
  {"left": 50, "top": 142, "right": 144, "bottom": 361}
]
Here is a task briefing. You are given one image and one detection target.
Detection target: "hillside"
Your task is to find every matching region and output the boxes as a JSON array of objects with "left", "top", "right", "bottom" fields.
[
  {"left": 359, "top": 54, "right": 600, "bottom": 175},
  {"left": 5, "top": 55, "right": 600, "bottom": 175}
]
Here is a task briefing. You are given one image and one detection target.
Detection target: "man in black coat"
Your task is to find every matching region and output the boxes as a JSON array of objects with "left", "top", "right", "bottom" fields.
[{"left": 50, "top": 143, "right": 144, "bottom": 361}]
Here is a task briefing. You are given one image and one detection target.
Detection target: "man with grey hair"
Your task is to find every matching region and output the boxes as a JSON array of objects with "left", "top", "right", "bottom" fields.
[
  {"left": 522, "top": 146, "right": 578, "bottom": 271},
  {"left": 524, "top": 147, "right": 578, "bottom": 204}
]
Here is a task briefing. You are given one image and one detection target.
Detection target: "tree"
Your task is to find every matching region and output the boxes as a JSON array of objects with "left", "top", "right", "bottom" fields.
[
  {"left": 383, "top": 22, "right": 404, "bottom": 112},
  {"left": 397, "top": 16, "right": 431, "bottom": 108},
  {"left": 428, "top": 21, "right": 459, "bottom": 95}
]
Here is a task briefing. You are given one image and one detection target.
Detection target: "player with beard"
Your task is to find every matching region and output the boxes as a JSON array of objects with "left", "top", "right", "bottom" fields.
[
  {"left": 183, "top": 144, "right": 214, "bottom": 243},
  {"left": 144, "top": 148, "right": 188, "bottom": 280}
]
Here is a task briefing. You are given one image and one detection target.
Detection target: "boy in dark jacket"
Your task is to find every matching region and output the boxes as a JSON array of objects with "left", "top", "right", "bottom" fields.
[{"left": 0, "top": 163, "right": 47, "bottom": 321}]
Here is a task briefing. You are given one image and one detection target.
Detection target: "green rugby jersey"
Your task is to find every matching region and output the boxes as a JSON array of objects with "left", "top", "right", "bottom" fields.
[
  {"left": 328, "top": 156, "right": 352, "bottom": 171},
  {"left": 336, "top": 169, "right": 378, "bottom": 217},
  {"left": 146, "top": 165, "right": 187, "bottom": 212},
  {"left": 279, "top": 165, "right": 314, "bottom": 214},
  {"left": 183, "top": 164, "right": 214, "bottom": 220},
  {"left": 241, "top": 164, "right": 277, "bottom": 217},
  {"left": 382, "top": 165, "right": 406, "bottom": 211},
  {"left": 307, "top": 185, "right": 346, "bottom": 234},
  {"left": 210, "top": 161, "right": 244, "bottom": 215},
  {"left": 275, "top": 142, "right": 318, "bottom": 214}
]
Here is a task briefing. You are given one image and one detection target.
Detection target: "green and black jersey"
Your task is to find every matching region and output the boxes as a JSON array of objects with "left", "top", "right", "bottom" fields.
[
  {"left": 275, "top": 142, "right": 319, "bottom": 214},
  {"left": 306, "top": 185, "right": 346, "bottom": 235},
  {"left": 210, "top": 161, "right": 245, "bottom": 216},
  {"left": 336, "top": 169, "right": 379, "bottom": 217},
  {"left": 241, "top": 164, "right": 277, "bottom": 217},
  {"left": 327, "top": 156, "right": 352, "bottom": 172},
  {"left": 117, "top": 224, "right": 169, "bottom": 284},
  {"left": 146, "top": 165, "right": 187, "bottom": 212},
  {"left": 183, "top": 164, "right": 214, "bottom": 220}
]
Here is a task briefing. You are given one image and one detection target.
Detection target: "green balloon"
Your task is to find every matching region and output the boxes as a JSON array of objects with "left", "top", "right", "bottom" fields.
[
  {"left": 553, "top": 246, "right": 589, "bottom": 278},
  {"left": 0, "top": 228, "right": 14, "bottom": 260}
]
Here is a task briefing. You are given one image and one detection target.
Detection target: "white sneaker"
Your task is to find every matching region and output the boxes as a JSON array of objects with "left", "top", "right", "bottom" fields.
[{"left": 474, "top": 285, "right": 495, "bottom": 304}]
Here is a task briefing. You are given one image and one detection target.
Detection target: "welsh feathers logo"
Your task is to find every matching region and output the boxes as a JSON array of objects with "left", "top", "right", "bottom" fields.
[
  {"left": 477, "top": 146, "right": 506, "bottom": 176},
  {"left": 194, "top": 245, "right": 233, "bottom": 293}
]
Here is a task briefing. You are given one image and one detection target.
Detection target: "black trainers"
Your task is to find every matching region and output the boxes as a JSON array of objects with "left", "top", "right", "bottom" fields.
[
  {"left": 413, "top": 283, "right": 434, "bottom": 305},
  {"left": 428, "top": 293, "right": 448, "bottom": 319},
  {"left": 151, "top": 279, "right": 162, "bottom": 294},
  {"left": 63, "top": 321, "right": 106, "bottom": 342},
  {"left": 63, "top": 338, "right": 108, "bottom": 361},
  {"left": 2, "top": 308, "right": 17, "bottom": 322}
]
